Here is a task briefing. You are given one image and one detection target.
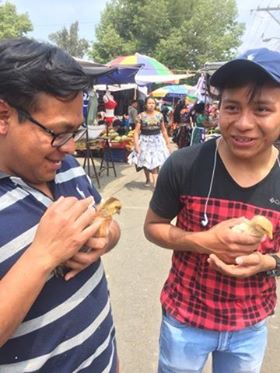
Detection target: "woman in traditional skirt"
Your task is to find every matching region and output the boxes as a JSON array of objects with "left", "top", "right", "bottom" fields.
[{"left": 128, "top": 97, "right": 171, "bottom": 188}]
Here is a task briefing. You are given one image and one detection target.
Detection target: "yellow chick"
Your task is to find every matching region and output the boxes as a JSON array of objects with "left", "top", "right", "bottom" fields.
[
  {"left": 95, "top": 197, "right": 122, "bottom": 237},
  {"left": 53, "top": 197, "right": 122, "bottom": 277},
  {"left": 231, "top": 215, "right": 273, "bottom": 239}
]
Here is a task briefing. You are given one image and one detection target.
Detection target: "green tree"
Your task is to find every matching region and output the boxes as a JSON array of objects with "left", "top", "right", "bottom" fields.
[
  {"left": 90, "top": 0, "right": 244, "bottom": 71},
  {"left": 0, "top": 1, "right": 32, "bottom": 39},
  {"left": 155, "top": 0, "right": 243, "bottom": 71},
  {"left": 49, "top": 21, "right": 89, "bottom": 58}
]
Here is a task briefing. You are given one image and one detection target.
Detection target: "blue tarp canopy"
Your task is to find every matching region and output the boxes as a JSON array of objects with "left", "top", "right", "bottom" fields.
[{"left": 81, "top": 63, "right": 142, "bottom": 85}]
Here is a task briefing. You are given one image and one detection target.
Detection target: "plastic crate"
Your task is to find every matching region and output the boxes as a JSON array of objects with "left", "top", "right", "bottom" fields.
[{"left": 104, "top": 148, "right": 128, "bottom": 163}]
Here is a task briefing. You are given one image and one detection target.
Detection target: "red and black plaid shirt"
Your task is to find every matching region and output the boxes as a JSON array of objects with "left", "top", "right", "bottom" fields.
[{"left": 150, "top": 139, "right": 280, "bottom": 331}]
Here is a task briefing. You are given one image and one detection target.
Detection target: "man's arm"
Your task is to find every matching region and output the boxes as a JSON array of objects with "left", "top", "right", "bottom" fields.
[
  {"left": 144, "top": 208, "right": 266, "bottom": 263},
  {"left": 160, "top": 121, "right": 171, "bottom": 151},
  {"left": 0, "top": 248, "right": 54, "bottom": 346},
  {"left": 0, "top": 196, "right": 101, "bottom": 346},
  {"left": 133, "top": 122, "right": 141, "bottom": 153}
]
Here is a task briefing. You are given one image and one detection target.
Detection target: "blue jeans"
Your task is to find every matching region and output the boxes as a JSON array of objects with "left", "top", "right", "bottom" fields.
[{"left": 158, "top": 311, "right": 267, "bottom": 373}]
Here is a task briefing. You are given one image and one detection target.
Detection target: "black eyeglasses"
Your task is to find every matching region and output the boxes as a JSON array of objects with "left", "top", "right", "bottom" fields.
[{"left": 18, "top": 109, "right": 86, "bottom": 147}]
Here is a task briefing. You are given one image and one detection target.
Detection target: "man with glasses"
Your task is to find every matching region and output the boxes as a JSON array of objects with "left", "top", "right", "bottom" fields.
[
  {"left": 16, "top": 108, "right": 87, "bottom": 147},
  {"left": 0, "top": 37, "right": 120, "bottom": 372}
]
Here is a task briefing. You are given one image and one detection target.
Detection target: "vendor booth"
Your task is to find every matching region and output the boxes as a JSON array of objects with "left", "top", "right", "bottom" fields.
[
  {"left": 75, "top": 59, "right": 143, "bottom": 187},
  {"left": 76, "top": 54, "right": 193, "bottom": 187}
]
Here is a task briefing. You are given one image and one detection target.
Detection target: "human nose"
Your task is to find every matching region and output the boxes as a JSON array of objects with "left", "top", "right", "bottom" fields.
[{"left": 234, "top": 109, "right": 254, "bottom": 131}]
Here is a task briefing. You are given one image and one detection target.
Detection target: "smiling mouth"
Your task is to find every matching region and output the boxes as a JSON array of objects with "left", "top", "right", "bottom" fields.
[
  {"left": 232, "top": 136, "right": 254, "bottom": 143},
  {"left": 46, "top": 158, "right": 63, "bottom": 166}
]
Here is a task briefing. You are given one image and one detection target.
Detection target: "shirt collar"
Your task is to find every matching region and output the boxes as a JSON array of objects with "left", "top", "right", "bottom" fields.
[{"left": 0, "top": 170, "right": 11, "bottom": 180}]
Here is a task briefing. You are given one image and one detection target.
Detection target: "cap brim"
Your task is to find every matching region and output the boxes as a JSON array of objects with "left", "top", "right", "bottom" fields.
[{"left": 210, "top": 59, "right": 278, "bottom": 88}]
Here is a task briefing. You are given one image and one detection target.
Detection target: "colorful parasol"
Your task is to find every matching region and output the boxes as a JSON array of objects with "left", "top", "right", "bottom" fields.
[
  {"left": 150, "top": 84, "right": 197, "bottom": 99},
  {"left": 108, "top": 53, "right": 192, "bottom": 85}
]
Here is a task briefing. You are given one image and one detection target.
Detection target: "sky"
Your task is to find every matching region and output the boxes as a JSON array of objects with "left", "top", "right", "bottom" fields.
[
  {"left": 237, "top": 0, "right": 280, "bottom": 52},
  {"left": 11, "top": 0, "right": 107, "bottom": 43},
  {"left": 9, "top": 0, "right": 280, "bottom": 54}
]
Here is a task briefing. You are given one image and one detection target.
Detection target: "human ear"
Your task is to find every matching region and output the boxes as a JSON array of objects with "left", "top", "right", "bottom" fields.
[{"left": 0, "top": 100, "right": 11, "bottom": 135}]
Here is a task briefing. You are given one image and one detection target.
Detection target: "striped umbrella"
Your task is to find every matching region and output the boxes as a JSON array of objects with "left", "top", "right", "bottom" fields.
[
  {"left": 108, "top": 53, "right": 191, "bottom": 85},
  {"left": 150, "top": 84, "right": 197, "bottom": 100}
]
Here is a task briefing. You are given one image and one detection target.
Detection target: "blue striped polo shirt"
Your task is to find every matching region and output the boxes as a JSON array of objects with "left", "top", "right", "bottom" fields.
[{"left": 0, "top": 155, "right": 117, "bottom": 372}]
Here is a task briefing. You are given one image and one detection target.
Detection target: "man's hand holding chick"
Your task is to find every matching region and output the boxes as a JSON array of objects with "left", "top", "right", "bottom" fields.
[
  {"left": 207, "top": 215, "right": 275, "bottom": 278},
  {"left": 63, "top": 198, "right": 121, "bottom": 280}
]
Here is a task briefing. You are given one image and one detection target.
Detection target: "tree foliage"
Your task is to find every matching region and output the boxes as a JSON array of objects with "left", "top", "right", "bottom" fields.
[
  {"left": 90, "top": 0, "right": 244, "bottom": 71},
  {"left": 49, "top": 21, "right": 89, "bottom": 58},
  {"left": 0, "top": 1, "right": 32, "bottom": 39}
]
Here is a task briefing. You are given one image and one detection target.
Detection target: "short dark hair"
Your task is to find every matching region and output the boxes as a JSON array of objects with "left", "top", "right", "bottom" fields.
[
  {"left": 218, "top": 72, "right": 280, "bottom": 104},
  {"left": 0, "top": 37, "right": 90, "bottom": 114},
  {"left": 216, "top": 67, "right": 277, "bottom": 91}
]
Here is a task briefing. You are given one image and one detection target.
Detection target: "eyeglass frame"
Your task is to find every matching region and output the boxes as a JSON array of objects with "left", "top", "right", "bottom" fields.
[{"left": 16, "top": 108, "right": 86, "bottom": 148}]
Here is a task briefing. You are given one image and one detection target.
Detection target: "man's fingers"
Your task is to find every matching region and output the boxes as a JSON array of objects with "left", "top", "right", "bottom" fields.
[
  {"left": 74, "top": 209, "right": 103, "bottom": 233},
  {"left": 235, "top": 252, "right": 261, "bottom": 266},
  {"left": 65, "top": 251, "right": 98, "bottom": 266},
  {"left": 228, "top": 230, "right": 263, "bottom": 246},
  {"left": 208, "top": 253, "right": 230, "bottom": 269},
  {"left": 208, "top": 253, "right": 262, "bottom": 278},
  {"left": 65, "top": 249, "right": 103, "bottom": 268},
  {"left": 48, "top": 196, "right": 95, "bottom": 224},
  {"left": 64, "top": 269, "right": 80, "bottom": 281}
]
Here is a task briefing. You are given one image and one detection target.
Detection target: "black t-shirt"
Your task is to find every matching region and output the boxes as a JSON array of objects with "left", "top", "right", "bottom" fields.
[
  {"left": 149, "top": 138, "right": 280, "bottom": 330},
  {"left": 151, "top": 138, "right": 280, "bottom": 224}
]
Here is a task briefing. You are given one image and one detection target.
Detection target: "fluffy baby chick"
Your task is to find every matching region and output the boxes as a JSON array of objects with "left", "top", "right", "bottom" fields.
[
  {"left": 95, "top": 197, "right": 122, "bottom": 237},
  {"left": 231, "top": 215, "right": 273, "bottom": 239},
  {"left": 54, "top": 197, "right": 122, "bottom": 277}
]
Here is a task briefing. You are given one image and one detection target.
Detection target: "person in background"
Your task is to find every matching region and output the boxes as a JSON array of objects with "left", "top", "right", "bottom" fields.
[
  {"left": 160, "top": 101, "right": 172, "bottom": 135},
  {"left": 204, "top": 102, "right": 220, "bottom": 141},
  {"left": 144, "top": 47, "right": 280, "bottom": 373},
  {"left": 172, "top": 97, "right": 193, "bottom": 148},
  {"left": 128, "top": 99, "right": 138, "bottom": 130},
  {"left": 97, "top": 112, "right": 106, "bottom": 126},
  {"left": 117, "top": 114, "right": 130, "bottom": 135},
  {"left": 137, "top": 98, "right": 145, "bottom": 113},
  {"left": 0, "top": 37, "right": 120, "bottom": 372},
  {"left": 128, "top": 96, "right": 171, "bottom": 187},
  {"left": 112, "top": 117, "right": 127, "bottom": 136},
  {"left": 190, "top": 102, "right": 209, "bottom": 145}
]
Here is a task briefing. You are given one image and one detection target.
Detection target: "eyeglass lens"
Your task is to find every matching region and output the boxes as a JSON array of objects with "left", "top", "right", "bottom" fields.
[{"left": 52, "top": 127, "right": 86, "bottom": 147}]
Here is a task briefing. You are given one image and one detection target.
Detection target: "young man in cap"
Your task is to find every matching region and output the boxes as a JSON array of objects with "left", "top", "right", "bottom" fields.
[
  {"left": 144, "top": 47, "right": 280, "bottom": 373},
  {"left": 0, "top": 37, "right": 120, "bottom": 372}
]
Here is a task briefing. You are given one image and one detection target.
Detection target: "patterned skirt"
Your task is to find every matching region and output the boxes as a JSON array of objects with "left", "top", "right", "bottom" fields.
[{"left": 128, "top": 133, "right": 170, "bottom": 170}]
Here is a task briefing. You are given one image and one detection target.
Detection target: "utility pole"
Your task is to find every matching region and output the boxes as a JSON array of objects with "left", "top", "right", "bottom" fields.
[{"left": 254, "top": 6, "right": 280, "bottom": 26}]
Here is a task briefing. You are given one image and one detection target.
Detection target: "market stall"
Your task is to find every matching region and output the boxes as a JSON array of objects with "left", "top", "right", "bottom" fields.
[
  {"left": 74, "top": 58, "right": 143, "bottom": 184},
  {"left": 76, "top": 128, "right": 135, "bottom": 163}
]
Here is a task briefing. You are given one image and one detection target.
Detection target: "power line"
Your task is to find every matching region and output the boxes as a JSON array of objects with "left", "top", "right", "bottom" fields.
[
  {"left": 241, "top": 0, "right": 266, "bottom": 49},
  {"left": 254, "top": 5, "right": 280, "bottom": 26},
  {"left": 256, "top": 6, "right": 280, "bottom": 10}
]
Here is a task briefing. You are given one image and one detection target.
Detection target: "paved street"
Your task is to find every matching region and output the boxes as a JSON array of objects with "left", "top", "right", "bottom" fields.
[{"left": 81, "top": 157, "right": 280, "bottom": 373}]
